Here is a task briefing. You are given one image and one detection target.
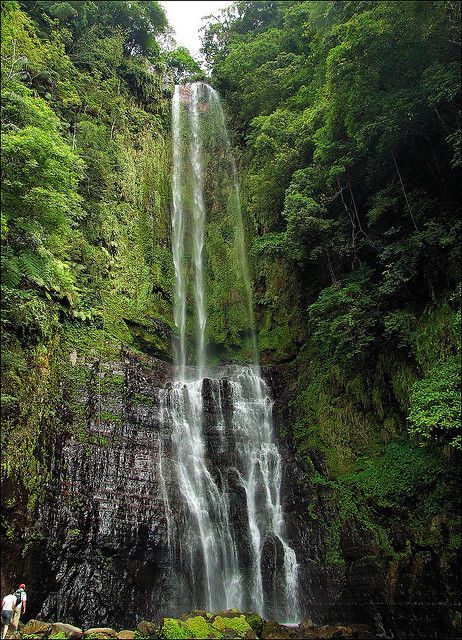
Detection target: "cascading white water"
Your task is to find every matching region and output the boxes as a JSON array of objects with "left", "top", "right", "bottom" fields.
[
  {"left": 171, "top": 86, "right": 187, "bottom": 381},
  {"left": 162, "top": 82, "right": 299, "bottom": 621},
  {"left": 189, "top": 83, "right": 207, "bottom": 379}
]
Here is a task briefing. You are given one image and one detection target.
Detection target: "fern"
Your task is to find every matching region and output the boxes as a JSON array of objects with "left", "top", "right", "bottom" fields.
[
  {"left": 18, "top": 249, "right": 53, "bottom": 287},
  {"left": 1, "top": 253, "right": 22, "bottom": 288}
]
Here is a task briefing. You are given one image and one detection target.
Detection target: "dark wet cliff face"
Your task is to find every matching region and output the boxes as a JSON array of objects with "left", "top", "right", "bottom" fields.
[
  {"left": 2, "top": 350, "right": 458, "bottom": 637},
  {"left": 2, "top": 350, "right": 310, "bottom": 628},
  {"left": 32, "top": 351, "right": 175, "bottom": 628}
]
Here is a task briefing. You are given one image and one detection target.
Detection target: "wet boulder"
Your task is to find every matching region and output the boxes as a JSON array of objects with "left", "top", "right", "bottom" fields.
[
  {"left": 184, "top": 616, "right": 222, "bottom": 638},
  {"left": 136, "top": 620, "right": 159, "bottom": 638},
  {"left": 50, "top": 622, "right": 83, "bottom": 639},
  {"left": 260, "top": 620, "right": 294, "bottom": 639},
  {"left": 243, "top": 612, "right": 263, "bottom": 636},
  {"left": 82, "top": 628, "right": 118, "bottom": 639},
  {"left": 211, "top": 615, "right": 256, "bottom": 639},
  {"left": 179, "top": 610, "right": 213, "bottom": 622},
  {"left": 21, "top": 619, "right": 53, "bottom": 638},
  {"left": 294, "top": 622, "right": 375, "bottom": 639}
]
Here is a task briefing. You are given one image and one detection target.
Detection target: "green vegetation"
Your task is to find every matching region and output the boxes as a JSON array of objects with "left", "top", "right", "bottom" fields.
[
  {"left": 160, "top": 617, "right": 223, "bottom": 640},
  {"left": 212, "top": 615, "right": 254, "bottom": 638},
  {"left": 0, "top": 0, "right": 187, "bottom": 538},
  {"left": 203, "top": 0, "right": 461, "bottom": 565},
  {"left": 159, "top": 614, "right": 252, "bottom": 639}
]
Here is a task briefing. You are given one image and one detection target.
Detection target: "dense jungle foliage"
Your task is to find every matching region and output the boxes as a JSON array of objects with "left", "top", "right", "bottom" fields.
[
  {"left": 0, "top": 0, "right": 460, "bottom": 612},
  {"left": 202, "top": 0, "right": 461, "bottom": 570},
  {"left": 0, "top": 0, "right": 197, "bottom": 514}
]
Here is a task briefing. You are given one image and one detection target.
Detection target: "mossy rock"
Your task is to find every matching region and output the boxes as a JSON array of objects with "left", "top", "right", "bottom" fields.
[
  {"left": 158, "top": 619, "right": 190, "bottom": 639},
  {"left": 260, "top": 621, "right": 292, "bottom": 640},
  {"left": 210, "top": 610, "right": 242, "bottom": 620},
  {"left": 211, "top": 616, "right": 256, "bottom": 639},
  {"left": 136, "top": 620, "right": 159, "bottom": 638},
  {"left": 82, "top": 629, "right": 118, "bottom": 639},
  {"left": 184, "top": 617, "right": 223, "bottom": 639},
  {"left": 179, "top": 610, "right": 213, "bottom": 622},
  {"left": 50, "top": 621, "right": 83, "bottom": 639},
  {"left": 160, "top": 616, "right": 223, "bottom": 639},
  {"left": 21, "top": 620, "right": 53, "bottom": 638},
  {"left": 243, "top": 613, "right": 263, "bottom": 636}
]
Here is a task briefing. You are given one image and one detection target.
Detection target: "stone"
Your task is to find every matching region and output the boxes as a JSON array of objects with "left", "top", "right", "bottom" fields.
[
  {"left": 349, "top": 624, "right": 375, "bottom": 639},
  {"left": 117, "top": 632, "right": 136, "bottom": 640},
  {"left": 159, "top": 618, "right": 189, "bottom": 639},
  {"left": 136, "top": 620, "right": 159, "bottom": 638},
  {"left": 82, "top": 629, "right": 118, "bottom": 639},
  {"left": 295, "top": 624, "right": 353, "bottom": 639},
  {"left": 294, "top": 622, "right": 376, "bottom": 639},
  {"left": 50, "top": 622, "right": 83, "bottom": 639},
  {"left": 210, "top": 609, "right": 242, "bottom": 620},
  {"left": 21, "top": 619, "right": 53, "bottom": 637},
  {"left": 260, "top": 620, "right": 294, "bottom": 640},
  {"left": 179, "top": 610, "right": 213, "bottom": 622},
  {"left": 184, "top": 616, "right": 222, "bottom": 638},
  {"left": 207, "top": 611, "right": 259, "bottom": 639},
  {"left": 220, "top": 630, "right": 239, "bottom": 639},
  {"left": 243, "top": 612, "right": 263, "bottom": 635}
]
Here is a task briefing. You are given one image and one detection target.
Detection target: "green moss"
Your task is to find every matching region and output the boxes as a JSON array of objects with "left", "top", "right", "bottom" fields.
[
  {"left": 342, "top": 443, "right": 446, "bottom": 505},
  {"left": 320, "top": 441, "right": 460, "bottom": 565},
  {"left": 211, "top": 615, "right": 253, "bottom": 638},
  {"left": 448, "top": 533, "right": 461, "bottom": 551},
  {"left": 185, "top": 616, "right": 222, "bottom": 639},
  {"left": 132, "top": 392, "right": 156, "bottom": 407},
  {"left": 414, "top": 301, "right": 460, "bottom": 374},
  {"left": 99, "top": 410, "right": 123, "bottom": 424},
  {"left": 242, "top": 613, "right": 263, "bottom": 635},
  {"left": 160, "top": 618, "right": 196, "bottom": 639}
]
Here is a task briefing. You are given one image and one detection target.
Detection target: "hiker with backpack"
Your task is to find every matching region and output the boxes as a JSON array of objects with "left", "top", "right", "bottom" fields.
[
  {"left": 11, "top": 584, "right": 26, "bottom": 631},
  {"left": 1, "top": 590, "right": 16, "bottom": 639}
]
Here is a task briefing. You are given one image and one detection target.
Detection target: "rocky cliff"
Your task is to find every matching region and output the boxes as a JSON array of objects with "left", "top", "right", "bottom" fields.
[{"left": 2, "top": 350, "right": 459, "bottom": 638}]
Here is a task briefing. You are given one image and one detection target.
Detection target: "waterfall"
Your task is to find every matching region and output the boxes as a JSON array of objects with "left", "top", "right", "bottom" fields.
[{"left": 162, "top": 82, "right": 299, "bottom": 622}]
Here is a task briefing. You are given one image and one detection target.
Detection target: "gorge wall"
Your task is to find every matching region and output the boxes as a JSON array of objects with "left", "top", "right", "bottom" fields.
[{"left": 2, "top": 348, "right": 459, "bottom": 638}]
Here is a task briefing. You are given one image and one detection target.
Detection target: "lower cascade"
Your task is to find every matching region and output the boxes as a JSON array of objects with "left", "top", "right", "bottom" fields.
[
  {"left": 161, "top": 367, "right": 299, "bottom": 621},
  {"left": 164, "top": 82, "right": 300, "bottom": 621}
]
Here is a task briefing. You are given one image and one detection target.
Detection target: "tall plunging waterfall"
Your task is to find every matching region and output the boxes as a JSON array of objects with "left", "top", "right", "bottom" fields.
[{"left": 162, "top": 82, "right": 299, "bottom": 622}]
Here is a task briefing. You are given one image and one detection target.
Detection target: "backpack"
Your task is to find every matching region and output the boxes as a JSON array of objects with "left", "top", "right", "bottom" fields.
[{"left": 14, "top": 589, "right": 23, "bottom": 607}]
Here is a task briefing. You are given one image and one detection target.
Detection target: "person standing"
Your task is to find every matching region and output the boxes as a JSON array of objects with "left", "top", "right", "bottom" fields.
[
  {"left": 11, "top": 584, "right": 26, "bottom": 632},
  {"left": 1, "top": 590, "right": 16, "bottom": 640}
]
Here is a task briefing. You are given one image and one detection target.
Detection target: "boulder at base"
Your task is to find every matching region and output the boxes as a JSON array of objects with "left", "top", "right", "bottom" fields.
[
  {"left": 136, "top": 620, "right": 159, "bottom": 638},
  {"left": 82, "top": 628, "right": 118, "bottom": 639},
  {"left": 260, "top": 621, "right": 294, "bottom": 640},
  {"left": 50, "top": 622, "right": 83, "bottom": 639},
  {"left": 117, "top": 632, "right": 136, "bottom": 639},
  {"left": 242, "top": 612, "right": 263, "bottom": 636},
  {"left": 21, "top": 619, "right": 53, "bottom": 637},
  {"left": 294, "top": 622, "right": 375, "bottom": 639},
  {"left": 179, "top": 610, "right": 213, "bottom": 622},
  {"left": 211, "top": 615, "right": 257, "bottom": 639}
]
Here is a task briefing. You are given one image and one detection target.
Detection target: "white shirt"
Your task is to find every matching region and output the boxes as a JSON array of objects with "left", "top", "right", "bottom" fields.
[{"left": 2, "top": 594, "right": 15, "bottom": 611}]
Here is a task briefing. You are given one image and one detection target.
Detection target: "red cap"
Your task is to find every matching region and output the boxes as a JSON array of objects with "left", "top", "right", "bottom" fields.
[{"left": 19, "top": 584, "right": 25, "bottom": 589}]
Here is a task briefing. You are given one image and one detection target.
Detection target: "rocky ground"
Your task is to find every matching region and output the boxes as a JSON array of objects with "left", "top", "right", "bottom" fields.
[{"left": 8, "top": 610, "right": 378, "bottom": 639}]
